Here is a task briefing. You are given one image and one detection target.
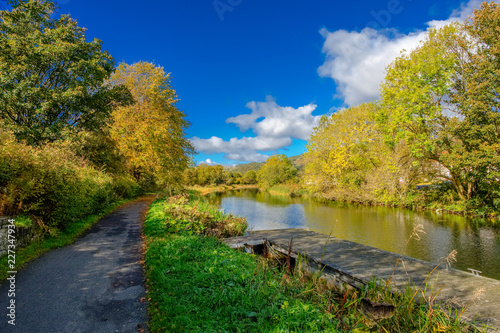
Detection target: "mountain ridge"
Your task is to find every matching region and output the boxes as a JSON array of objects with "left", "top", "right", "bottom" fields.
[{"left": 226, "top": 154, "right": 305, "bottom": 174}]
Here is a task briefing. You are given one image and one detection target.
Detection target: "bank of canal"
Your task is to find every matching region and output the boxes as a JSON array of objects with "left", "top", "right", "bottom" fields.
[{"left": 205, "top": 189, "right": 500, "bottom": 280}]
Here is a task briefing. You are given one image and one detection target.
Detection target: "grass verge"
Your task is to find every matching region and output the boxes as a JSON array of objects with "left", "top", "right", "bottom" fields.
[
  {"left": 267, "top": 183, "right": 308, "bottom": 198},
  {"left": 144, "top": 193, "right": 480, "bottom": 332},
  {"left": 0, "top": 197, "right": 139, "bottom": 282}
]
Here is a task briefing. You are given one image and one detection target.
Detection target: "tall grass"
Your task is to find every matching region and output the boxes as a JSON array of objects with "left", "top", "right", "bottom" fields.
[
  {"left": 268, "top": 183, "right": 308, "bottom": 197},
  {"left": 161, "top": 192, "right": 247, "bottom": 238}
]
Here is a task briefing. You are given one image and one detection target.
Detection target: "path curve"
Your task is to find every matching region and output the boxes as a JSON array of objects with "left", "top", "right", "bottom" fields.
[{"left": 0, "top": 196, "right": 155, "bottom": 333}]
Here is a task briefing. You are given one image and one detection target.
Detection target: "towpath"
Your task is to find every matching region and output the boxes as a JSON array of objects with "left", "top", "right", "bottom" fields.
[{"left": 0, "top": 196, "right": 155, "bottom": 333}]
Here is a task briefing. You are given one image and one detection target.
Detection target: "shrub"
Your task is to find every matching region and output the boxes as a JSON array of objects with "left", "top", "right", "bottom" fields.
[
  {"left": 0, "top": 126, "right": 140, "bottom": 230},
  {"left": 163, "top": 193, "right": 247, "bottom": 238},
  {"left": 112, "top": 174, "right": 142, "bottom": 199}
]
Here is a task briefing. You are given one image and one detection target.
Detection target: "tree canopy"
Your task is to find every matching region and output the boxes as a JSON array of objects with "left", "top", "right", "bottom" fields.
[
  {"left": 258, "top": 155, "right": 298, "bottom": 189},
  {"left": 379, "top": 5, "right": 500, "bottom": 202},
  {"left": 0, "top": 0, "right": 131, "bottom": 145},
  {"left": 304, "top": 103, "right": 414, "bottom": 202},
  {"left": 108, "top": 62, "right": 194, "bottom": 187}
]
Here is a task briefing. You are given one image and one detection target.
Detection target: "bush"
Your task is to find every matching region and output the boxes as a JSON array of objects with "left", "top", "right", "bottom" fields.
[
  {"left": 112, "top": 174, "right": 142, "bottom": 199},
  {"left": 163, "top": 193, "right": 247, "bottom": 238},
  {"left": 0, "top": 127, "right": 140, "bottom": 230}
]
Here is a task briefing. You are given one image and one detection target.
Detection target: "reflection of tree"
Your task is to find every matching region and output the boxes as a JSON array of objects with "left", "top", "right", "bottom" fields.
[
  {"left": 202, "top": 193, "right": 222, "bottom": 207},
  {"left": 219, "top": 189, "right": 300, "bottom": 206},
  {"left": 254, "top": 192, "right": 297, "bottom": 206}
]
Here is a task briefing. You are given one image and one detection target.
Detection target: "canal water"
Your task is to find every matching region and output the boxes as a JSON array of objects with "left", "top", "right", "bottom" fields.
[{"left": 205, "top": 189, "right": 500, "bottom": 280}]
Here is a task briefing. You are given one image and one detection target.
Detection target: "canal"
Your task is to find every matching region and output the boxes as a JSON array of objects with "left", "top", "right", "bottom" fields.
[{"left": 205, "top": 189, "right": 500, "bottom": 280}]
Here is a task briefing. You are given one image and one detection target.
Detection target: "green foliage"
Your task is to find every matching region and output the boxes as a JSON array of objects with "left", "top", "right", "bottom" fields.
[
  {"left": 379, "top": 16, "right": 500, "bottom": 206},
  {"left": 69, "top": 129, "right": 127, "bottom": 175},
  {"left": 448, "top": 2, "right": 500, "bottom": 204},
  {"left": 13, "top": 215, "right": 33, "bottom": 228},
  {"left": 242, "top": 170, "right": 258, "bottom": 184},
  {"left": 0, "top": 124, "right": 140, "bottom": 230},
  {"left": 111, "top": 174, "right": 142, "bottom": 199},
  {"left": 258, "top": 154, "right": 298, "bottom": 189},
  {"left": 0, "top": 0, "right": 131, "bottom": 145},
  {"left": 182, "top": 164, "right": 258, "bottom": 186},
  {"left": 161, "top": 192, "right": 247, "bottom": 238},
  {"left": 224, "top": 171, "right": 242, "bottom": 185},
  {"left": 305, "top": 103, "right": 412, "bottom": 203}
]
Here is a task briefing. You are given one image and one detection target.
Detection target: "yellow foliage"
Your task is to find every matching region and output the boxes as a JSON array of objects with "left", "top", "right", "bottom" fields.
[
  {"left": 108, "top": 62, "right": 194, "bottom": 188},
  {"left": 304, "top": 103, "right": 406, "bottom": 202}
]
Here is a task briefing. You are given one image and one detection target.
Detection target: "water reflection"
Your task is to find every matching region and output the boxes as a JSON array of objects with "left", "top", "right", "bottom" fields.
[{"left": 206, "top": 189, "right": 500, "bottom": 280}]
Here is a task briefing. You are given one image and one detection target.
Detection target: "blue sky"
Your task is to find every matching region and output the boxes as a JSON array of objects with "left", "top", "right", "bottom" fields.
[{"left": 16, "top": 0, "right": 489, "bottom": 164}]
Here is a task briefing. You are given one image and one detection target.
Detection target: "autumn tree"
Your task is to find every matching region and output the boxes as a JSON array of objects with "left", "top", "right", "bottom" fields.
[
  {"left": 242, "top": 170, "right": 257, "bottom": 184},
  {"left": 69, "top": 129, "right": 127, "bottom": 175},
  {"left": 258, "top": 155, "right": 297, "bottom": 189},
  {"left": 182, "top": 167, "right": 197, "bottom": 186},
  {"left": 108, "top": 62, "right": 194, "bottom": 188},
  {"left": 380, "top": 13, "right": 500, "bottom": 202},
  {"left": 305, "top": 103, "right": 412, "bottom": 202},
  {"left": 208, "top": 165, "right": 225, "bottom": 185},
  {"left": 0, "top": 0, "right": 131, "bottom": 145}
]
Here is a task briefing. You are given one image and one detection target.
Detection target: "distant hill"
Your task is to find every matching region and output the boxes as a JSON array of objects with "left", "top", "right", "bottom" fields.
[
  {"left": 227, "top": 154, "right": 305, "bottom": 174},
  {"left": 288, "top": 155, "right": 305, "bottom": 170}
]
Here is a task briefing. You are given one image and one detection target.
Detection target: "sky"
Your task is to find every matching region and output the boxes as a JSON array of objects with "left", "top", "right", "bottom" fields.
[{"left": 4, "top": 0, "right": 491, "bottom": 165}]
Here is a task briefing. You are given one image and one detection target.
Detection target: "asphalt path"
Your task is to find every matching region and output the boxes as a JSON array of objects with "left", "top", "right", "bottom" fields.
[{"left": 0, "top": 196, "right": 155, "bottom": 333}]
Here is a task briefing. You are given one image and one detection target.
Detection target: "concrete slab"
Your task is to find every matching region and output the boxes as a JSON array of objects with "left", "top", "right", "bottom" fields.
[{"left": 230, "top": 228, "right": 500, "bottom": 331}]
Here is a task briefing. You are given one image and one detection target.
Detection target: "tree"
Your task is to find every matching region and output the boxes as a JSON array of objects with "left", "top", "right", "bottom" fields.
[
  {"left": 304, "top": 103, "right": 409, "bottom": 202},
  {"left": 0, "top": 0, "right": 131, "bottom": 145},
  {"left": 69, "top": 129, "right": 127, "bottom": 175},
  {"left": 449, "top": 2, "right": 500, "bottom": 202},
  {"left": 258, "top": 155, "right": 297, "bottom": 189},
  {"left": 182, "top": 167, "right": 197, "bottom": 186},
  {"left": 209, "top": 165, "right": 225, "bottom": 185},
  {"left": 380, "top": 24, "right": 465, "bottom": 197},
  {"left": 108, "top": 62, "right": 194, "bottom": 187},
  {"left": 242, "top": 170, "right": 257, "bottom": 184},
  {"left": 380, "top": 15, "right": 500, "bottom": 202}
]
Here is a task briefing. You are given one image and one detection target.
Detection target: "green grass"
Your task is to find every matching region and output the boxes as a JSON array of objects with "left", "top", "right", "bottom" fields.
[
  {"left": 146, "top": 235, "right": 341, "bottom": 332},
  {"left": 0, "top": 197, "right": 138, "bottom": 281},
  {"left": 12, "top": 215, "right": 33, "bottom": 228},
  {"left": 267, "top": 183, "right": 308, "bottom": 198},
  {"left": 144, "top": 196, "right": 344, "bottom": 332},
  {"left": 144, "top": 194, "right": 481, "bottom": 332}
]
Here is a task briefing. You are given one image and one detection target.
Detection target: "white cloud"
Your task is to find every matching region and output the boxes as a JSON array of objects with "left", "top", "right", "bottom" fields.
[
  {"left": 318, "top": 0, "right": 489, "bottom": 106},
  {"left": 227, "top": 97, "right": 319, "bottom": 141},
  {"left": 318, "top": 28, "right": 423, "bottom": 105},
  {"left": 451, "top": 0, "right": 486, "bottom": 21},
  {"left": 199, "top": 158, "right": 218, "bottom": 165},
  {"left": 191, "top": 135, "right": 292, "bottom": 154},
  {"left": 190, "top": 96, "right": 321, "bottom": 162},
  {"left": 226, "top": 152, "right": 270, "bottom": 163}
]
